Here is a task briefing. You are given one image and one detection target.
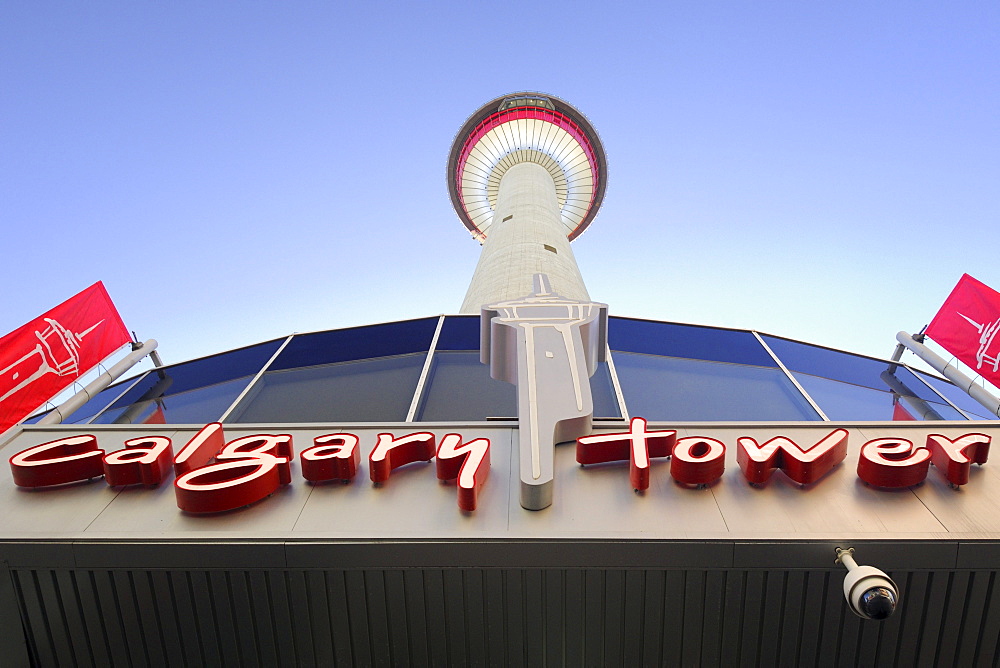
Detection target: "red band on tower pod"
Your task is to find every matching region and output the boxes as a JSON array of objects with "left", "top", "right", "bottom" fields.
[
  {"left": 856, "top": 439, "right": 931, "bottom": 488},
  {"left": 737, "top": 429, "right": 849, "bottom": 486},
  {"left": 455, "top": 106, "right": 601, "bottom": 239},
  {"left": 9, "top": 434, "right": 105, "bottom": 487},
  {"left": 103, "top": 436, "right": 173, "bottom": 486},
  {"left": 301, "top": 433, "right": 361, "bottom": 483},
  {"left": 369, "top": 432, "right": 436, "bottom": 484},
  {"left": 435, "top": 433, "right": 491, "bottom": 511},
  {"left": 576, "top": 417, "right": 676, "bottom": 491}
]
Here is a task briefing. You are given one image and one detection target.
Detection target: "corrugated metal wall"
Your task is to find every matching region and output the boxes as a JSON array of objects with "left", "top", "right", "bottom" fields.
[{"left": 11, "top": 566, "right": 1000, "bottom": 667}]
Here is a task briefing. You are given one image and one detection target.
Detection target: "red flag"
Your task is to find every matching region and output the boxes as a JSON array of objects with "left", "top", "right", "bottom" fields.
[
  {"left": 0, "top": 282, "right": 131, "bottom": 433},
  {"left": 926, "top": 274, "right": 1000, "bottom": 389}
]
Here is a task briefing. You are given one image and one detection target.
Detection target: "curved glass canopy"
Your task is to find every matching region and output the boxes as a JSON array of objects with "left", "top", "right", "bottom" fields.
[{"left": 33, "top": 315, "right": 994, "bottom": 427}]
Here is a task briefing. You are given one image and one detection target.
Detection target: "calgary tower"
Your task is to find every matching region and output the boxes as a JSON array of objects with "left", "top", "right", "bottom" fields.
[
  {"left": 448, "top": 93, "right": 609, "bottom": 509},
  {"left": 447, "top": 92, "right": 608, "bottom": 312}
]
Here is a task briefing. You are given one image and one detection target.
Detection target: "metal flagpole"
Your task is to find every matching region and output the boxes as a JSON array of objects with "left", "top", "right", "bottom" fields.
[
  {"left": 894, "top": 330, "right": 1000, "bottom": 418},
  {"left": 36, "top": 340, "right": 160, "bottom": 425}
]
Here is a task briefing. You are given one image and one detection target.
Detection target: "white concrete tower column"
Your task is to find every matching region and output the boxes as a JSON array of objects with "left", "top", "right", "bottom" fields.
[
  {"left": 460, "top": 162, "right": 590, "bottom": 312},
  {"left": 447, "top": 93, "right": 607, "bottom": 313}
]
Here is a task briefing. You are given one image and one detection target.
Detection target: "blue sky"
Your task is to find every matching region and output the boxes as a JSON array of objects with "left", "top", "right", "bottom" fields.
[{"left": 2, "top": 2, "right": 998, "bottom": 382}]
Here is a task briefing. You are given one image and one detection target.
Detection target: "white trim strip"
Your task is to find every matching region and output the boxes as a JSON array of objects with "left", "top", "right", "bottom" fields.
[
  {"left": 84, "top": 370, "right": 151, "bottom": 424},
  {"left": 604, "top": 346, "right": 629, "bottom": 421},
  {"left": 406, "top": 315, "right": 445, "bottom": 422},
  {"left": 219, "top": 335, "right": 295, "bottom": 422},
  {"left": 753, "top": 331, "right": 830, "bottom": 421}
]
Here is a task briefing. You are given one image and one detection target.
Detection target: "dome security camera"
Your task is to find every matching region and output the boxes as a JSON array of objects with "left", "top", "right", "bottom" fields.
[{"left": 835, "top": 547, "right": 898, "bottom": 620}]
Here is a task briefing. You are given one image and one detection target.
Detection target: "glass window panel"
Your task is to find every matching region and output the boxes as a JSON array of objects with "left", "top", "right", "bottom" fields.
[
  {"left": 20, "top": 373, "right": 148, "bottom": 425},
  {"left": 762, "top": 336, "right": 897, "bottom": 391},
  {"left": 95, "top": 371, "right": 178, "bottom": 419},
  {"left": 416, "top": 351, "right": 621, "bottom": 422},
  {"left": 416, "top": 351, "right": 516, "bottom": 421},
  {"left": 910, "top": 399, "right": 968, "bottom": 421},
  {"left": 792, "top": 373, "right": 897, "bottom": 421},
  {"left": 792, "top": 372, "right": 965, "bottom": 421},
  {"left": 610, "top": 317, "right": 774, "bottom": 367},
  {"left": 65, "top": 374, "right": 148, "bottom": 424},
  {"left": 911, "top": 370, "right": 999, "bottom": 420},
  {"left": 890, "top": 366, "right": 954, "bottom": 405},
  {"left": 229, "top": 353, "right": 426, "bottom": 423},
  {"left": 22, "top": 411, "right": 47, "bottom": 425},
  {"left": 764, "top": 337, "right": 973, "bottom": 420},
  {"left": 94, "top": 376, "right": 254, "bottom": 425},
  {"left": 879, "top": 367, "right": 967, "bottom": 420},
  {"left": 91, "top": 339, "right": 281, "bottom": 424},
  {"left": 437, "top": 316, "right": 481, "bottom": 351},
  {"left": 271, "top": 318, "right": 437, "bottom": 370},
  {"left": 614, "top": 352, "right": 821, "bottom": 421}
]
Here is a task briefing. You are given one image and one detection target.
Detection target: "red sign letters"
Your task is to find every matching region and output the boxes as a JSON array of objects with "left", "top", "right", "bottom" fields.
[
  {"left": 737, "top": 429, "right": 849, "bottom": 486},
  {"left": 8, "top": 426, "right": 493, "bottom": 514},
  {"left": 6, "top": 421, "right": 992, "bottom": 514}
]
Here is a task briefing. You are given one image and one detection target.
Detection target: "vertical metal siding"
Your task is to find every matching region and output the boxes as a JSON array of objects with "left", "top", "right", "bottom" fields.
[{"left": 11, "top": 567, "right": 1000, "bottom": 667}]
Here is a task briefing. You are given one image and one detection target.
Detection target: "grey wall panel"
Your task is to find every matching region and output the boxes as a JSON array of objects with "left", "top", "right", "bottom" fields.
[
  {"left": 283, "top": 540, "right": 736, "bottom": 570},
  {"left": 0, "top": 564, "right": 30, "bottom": 668},
  {"left": 10, "top": 564, "right": 1000, "bottom": 667},
  {"left": 622, "top": 569, "right": 644, "bottom": 666},
  {"left": 701, "top": 570, "right": 727, "bottom": 666},
  {"left": 403, "top": 568, "right": 431, "bottom": 664},
  {"left": 978, "top": 573, "right": 1000, "bottom": 666}
]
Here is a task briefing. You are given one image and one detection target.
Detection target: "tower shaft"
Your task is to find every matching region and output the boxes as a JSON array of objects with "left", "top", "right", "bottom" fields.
[{"left": 460, "top": 162, "right": 591, "bottom": 313}]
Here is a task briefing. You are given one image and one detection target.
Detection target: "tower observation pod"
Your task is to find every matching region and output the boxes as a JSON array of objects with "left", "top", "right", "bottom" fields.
[{"left": 448, "top": 93, "right": 608, "bottom": 312}]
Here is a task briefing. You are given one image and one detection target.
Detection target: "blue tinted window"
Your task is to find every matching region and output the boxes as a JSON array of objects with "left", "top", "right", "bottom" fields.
[
  {"left": 764, "top": 336, "right": 972, "bottom": 420},
  {"left": 882, "top": 367, "right": 966, "bottom": 420},
  {"left": 614, "top": 352, "right": 820, "bottom": 421},
  {"left": 271, "top": 318, "right": 437, "bottom": 370},
  {"left": 762, "top": 336, "right": 900, "bottom": 390},
  {"left": 792, "top": 373, "right": 898, "bottom": 421},
  {"left": 437, "top": 316, "right": 480, "bottom": 351},
  {"left": 610, "top": 318, "right": 774, "bottom": 367},
  {"left": 21, "top": 373, "right": 147, "bottom": 425},
  {"left": 68, "top": 374, "right": 147, "bottom": 423},
  {"left": 891, "top": 367, "right": 950, "bottom": 404},
  {"left": 91, "top": 339, "right": 282, "bottom": 423},
  {"left": 94, "top": 377, "right": 253, "bottom": 425},
  {"left": 793, "top": 371, "right": 967, "bottom": 421},
  {"left": 416, "top": 351, "right": 621, "bottom": 421},
  {"left": 911, "top": 370, "right": 999, "bottom": 420},
  {"left": 229, "top": 353, "right": 426, "bottom": 423},
  {"left": 416, "top": 351, "right": 516, "bottom": 420}
]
